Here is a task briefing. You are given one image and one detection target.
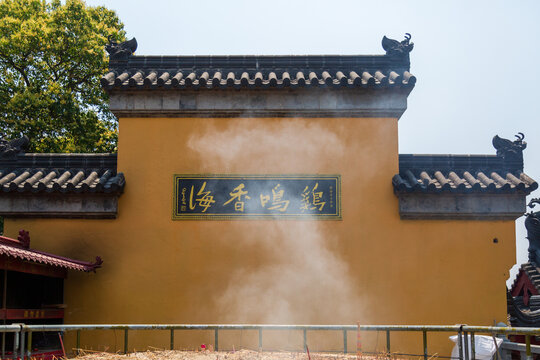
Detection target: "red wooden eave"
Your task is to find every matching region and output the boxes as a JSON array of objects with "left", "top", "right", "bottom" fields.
[
  {"left": 511, "top": 269, "right": 539, "bottom": 306},
  {"left": 0, "top": 231, "right": 102, "bottom": 277}
]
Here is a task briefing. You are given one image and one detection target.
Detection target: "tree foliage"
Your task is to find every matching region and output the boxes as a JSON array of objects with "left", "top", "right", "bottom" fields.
[{"left": 0, "top": 0, "right": 125, "bottom": 152}]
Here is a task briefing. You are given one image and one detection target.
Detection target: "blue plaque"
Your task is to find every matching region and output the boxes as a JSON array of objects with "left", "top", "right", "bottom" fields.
[{"left": 172, "top": 174, "right": 341, "bottom": 220}]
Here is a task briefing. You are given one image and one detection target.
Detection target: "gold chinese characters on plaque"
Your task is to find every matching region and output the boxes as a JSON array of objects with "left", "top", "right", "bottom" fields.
[{"left": 173, "top": 174, "right": 341, "bottom": 220}]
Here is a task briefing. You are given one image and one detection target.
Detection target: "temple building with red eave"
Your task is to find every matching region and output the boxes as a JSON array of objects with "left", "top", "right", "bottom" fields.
[{"left": 0, "top": 229, "right": 101, "bottom": 358}]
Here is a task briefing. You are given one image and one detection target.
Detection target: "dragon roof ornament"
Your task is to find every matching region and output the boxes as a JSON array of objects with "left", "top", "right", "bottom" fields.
[
  {"left": 382, "top": 33, "right": 414, "bottom": 61},
  {"left": 105, "top": 36, "right": 137, "bottom": 61},
  {"left": 0, "top": 136, "right": 29, "bottom": 159},
  {"left": 492, "top": 133, "right": 527, "bottom": 163}
]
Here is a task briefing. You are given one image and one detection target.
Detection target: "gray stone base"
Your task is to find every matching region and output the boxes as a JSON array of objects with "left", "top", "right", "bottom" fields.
[
  {"left": 397, "top": 193, "right": 526, "bottom": 220},
  {"left": 0, "top": 194, "right": 119, "bottom": 219}
]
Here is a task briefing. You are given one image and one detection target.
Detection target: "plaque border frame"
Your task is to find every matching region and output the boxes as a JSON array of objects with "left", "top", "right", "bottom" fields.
[{"left": 172, "top": 174, "right": 342, "bottom": 220}]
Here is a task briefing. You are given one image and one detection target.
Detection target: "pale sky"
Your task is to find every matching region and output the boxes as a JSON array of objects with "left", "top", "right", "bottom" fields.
[{"left": 85, "top": 0, "right": 540, "bottom": 284}]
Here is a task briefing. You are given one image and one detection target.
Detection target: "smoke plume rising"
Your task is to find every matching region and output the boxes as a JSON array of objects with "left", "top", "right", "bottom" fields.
[{"left": 187, "top": 118, "right": 359, "bottom": 324}]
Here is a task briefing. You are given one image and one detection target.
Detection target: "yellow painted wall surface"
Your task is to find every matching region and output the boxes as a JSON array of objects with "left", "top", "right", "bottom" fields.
[{"left": 4, "top": 117, "right": 515, "bottom": 355}]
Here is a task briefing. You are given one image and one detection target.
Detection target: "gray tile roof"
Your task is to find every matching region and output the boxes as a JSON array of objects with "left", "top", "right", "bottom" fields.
[
  {"left": 102, "top": 36, "right": 416, "bottom": 91},
  {"left": 393, "top": 169, "right": 537, "bottom": 194},
  {"left": 393, "top": 154, "right": 538, "bottom": 194},
  {"left": 101, "top": 66, "right": 416, "bottom": 90},
  {"left": 0, "top": 154, "right": 124, "bottom": 194}
]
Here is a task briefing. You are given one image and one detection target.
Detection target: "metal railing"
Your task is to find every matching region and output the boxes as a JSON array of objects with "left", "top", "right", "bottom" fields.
[
  {"left": 1, "top": 324, "right": 539, "bottom": 360},
  {"left": 0, "top": 324, "right": 25, "bottom": 359}
]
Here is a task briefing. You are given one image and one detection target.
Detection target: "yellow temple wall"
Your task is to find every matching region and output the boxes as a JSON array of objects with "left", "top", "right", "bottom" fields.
[{"left": 4, "top": 116, "right": 516, "bottom": 355}]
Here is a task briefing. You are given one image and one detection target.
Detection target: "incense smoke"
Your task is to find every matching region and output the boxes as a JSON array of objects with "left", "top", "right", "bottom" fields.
[
  {"left": 187, "top": 118, "right": 345, "bottom": 172},
  {"left": 187, "top": 118, "right": 359, "bottom": 324}
]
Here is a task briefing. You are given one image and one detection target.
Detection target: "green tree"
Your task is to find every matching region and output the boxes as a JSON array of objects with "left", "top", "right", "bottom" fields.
[{"left": 0, "top": 0, "right": 125, "bottom": 152}]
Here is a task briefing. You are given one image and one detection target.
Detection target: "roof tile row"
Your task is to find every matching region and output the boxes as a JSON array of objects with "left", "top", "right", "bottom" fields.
[
  {"left": 0, "top": 168, "right": 124, "bottom": 193},
  {"left": 393, "top": 169, "right": 537, "bottom": 194},
  {"left": 102, "top": 70, "right": 416, "bottom": 90}
]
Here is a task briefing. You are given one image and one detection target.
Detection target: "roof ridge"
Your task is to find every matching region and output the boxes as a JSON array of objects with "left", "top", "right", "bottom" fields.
[
  {"left": 0, "top": 153, "right": 117, "bottom": 169},
  {"left": 398, "top": 153, "right": 523, "bottom": 173},
  {"left": 106, "top": 34, "right": 414, "bottom": 72},
  {"left": 109, "top": 54, "right": 410, "bottom": 72}
]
